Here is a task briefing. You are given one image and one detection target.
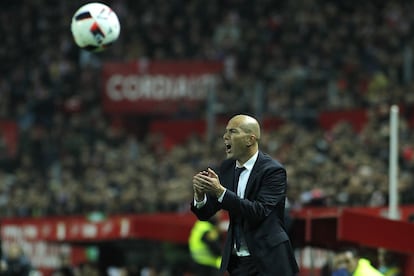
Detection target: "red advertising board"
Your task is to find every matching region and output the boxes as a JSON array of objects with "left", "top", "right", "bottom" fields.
[
  {"left": 102, "top": 60, "right": 223, "bottom": 114},
  {"left": 4, "top": 206, "right": 414, "bottom": 275},
  {"left": 0, "top": 213, "right": 196, "bottom": 274},
  {"left": 1, "top": 215, "right": 136, "bottom": 243},
  {"left": 1, "top": 217, "right": 88, "bottom": 276}
]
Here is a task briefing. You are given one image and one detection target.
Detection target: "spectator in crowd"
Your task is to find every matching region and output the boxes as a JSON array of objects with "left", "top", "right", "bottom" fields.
[
  {"left": 0, "top": 243, "right": 32, "bottom": 276},
  {"left": 188, "top": 212, "right": 222, "bottom": 276},
  {"left": 332, "top": 248, "right": 383, "bottom": 276}
]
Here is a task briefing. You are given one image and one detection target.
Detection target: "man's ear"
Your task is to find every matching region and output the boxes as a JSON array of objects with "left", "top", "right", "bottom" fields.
[{"left": 246, "top": 135, "right": 255, "bottom": 147}]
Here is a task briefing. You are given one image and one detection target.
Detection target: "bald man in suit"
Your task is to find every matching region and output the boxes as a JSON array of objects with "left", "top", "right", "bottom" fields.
[{"left": 191, "top": 114, "right": 299, "bottom": 275}]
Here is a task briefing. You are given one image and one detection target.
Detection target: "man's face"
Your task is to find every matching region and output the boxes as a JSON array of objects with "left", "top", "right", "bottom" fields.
[
  {"left": 223, "top": 118, "right": 249, "bottom": 162},
  {"left": 7, "top": 244, "right": 21, "bottom": 260},
  {"left": 334, "top": 252, "right": 358, "bottom": 273}
]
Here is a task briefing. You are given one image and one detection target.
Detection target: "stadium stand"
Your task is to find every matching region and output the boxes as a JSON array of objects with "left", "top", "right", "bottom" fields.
[{"left": 1, "top": 0, "right": 414, "bottom": 275}]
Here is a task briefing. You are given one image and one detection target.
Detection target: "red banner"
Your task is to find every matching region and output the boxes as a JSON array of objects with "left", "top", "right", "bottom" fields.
[
  {"left": 4, "top": 206, "right": 414, "bottom": 275},
  {"left": 0, "top": 213, "right": 196, "bottom": 274},
  {"left": 1, "top": 215, "right": 136, "bottom": 243},
  {"left": 102, "top": 60, "right": 223, "bottom": 114},
  {"left": 1, "top": 217, "right": 89, "bottom": 275}
]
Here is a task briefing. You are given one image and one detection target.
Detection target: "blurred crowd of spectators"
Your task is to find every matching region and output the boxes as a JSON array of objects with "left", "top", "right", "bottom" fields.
[{"left": 1, "top": 0, "right": 414, "bottom": 219}]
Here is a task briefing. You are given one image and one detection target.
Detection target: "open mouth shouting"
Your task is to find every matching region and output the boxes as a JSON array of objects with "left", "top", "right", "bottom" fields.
[{"left": 225, "top": 143, "right": 232, "bottom": 153}]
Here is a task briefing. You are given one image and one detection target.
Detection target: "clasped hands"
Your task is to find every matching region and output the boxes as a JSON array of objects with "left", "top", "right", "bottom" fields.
[{"left": 193, "top": 168, "right": 225, "bottom": 200}]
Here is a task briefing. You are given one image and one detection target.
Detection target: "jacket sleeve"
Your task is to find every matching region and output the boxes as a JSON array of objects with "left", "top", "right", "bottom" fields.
[
  {"left": 190, "top": 194, "right": 222, "bottom": 221},
  {"left": 220, "top": 165, "right": 286, "bottom": 228}
]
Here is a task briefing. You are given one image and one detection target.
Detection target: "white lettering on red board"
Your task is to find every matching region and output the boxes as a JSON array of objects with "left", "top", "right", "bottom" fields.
[{"left": 106, "top": 74, "right": 217, "bottom": 101}]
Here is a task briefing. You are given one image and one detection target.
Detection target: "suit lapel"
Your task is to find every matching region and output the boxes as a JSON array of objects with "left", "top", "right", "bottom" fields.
[
  {"left": 244, "top": 152, "right": 263, "bottom": 198},
  {"left": 244, "top": 171, "right": 257, "bottom": 198}
]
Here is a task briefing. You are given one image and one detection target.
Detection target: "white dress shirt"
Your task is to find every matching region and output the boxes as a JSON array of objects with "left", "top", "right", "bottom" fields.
[
  {"left": 234, "top": 151, "right": 258, "bottom": 199},
  {"left": 229, "top": 151, "right": 258, "bottom": 256}
]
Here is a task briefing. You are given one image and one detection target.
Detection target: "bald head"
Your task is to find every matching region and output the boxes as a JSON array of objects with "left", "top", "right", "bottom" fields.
[
  {"left": 230, "top": 114, "right": 260, "bottom": 142},
  {"left": 230, "top": 114, "right": 261, "bottom": 142}
]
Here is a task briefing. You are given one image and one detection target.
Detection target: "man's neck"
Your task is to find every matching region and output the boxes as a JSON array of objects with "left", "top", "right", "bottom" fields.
[{"left": 237, "top": 149, "right": 258, "bottom": 166}]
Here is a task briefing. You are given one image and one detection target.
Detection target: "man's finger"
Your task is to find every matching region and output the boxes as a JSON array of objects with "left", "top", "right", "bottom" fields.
[{"left": 207, "top": 168, "right": 218, "bottom": 178}]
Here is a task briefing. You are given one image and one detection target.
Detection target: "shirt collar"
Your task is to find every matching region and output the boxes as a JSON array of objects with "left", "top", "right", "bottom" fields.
[{"left": 236, "top": 151, "right": 258, "bottom": 171}]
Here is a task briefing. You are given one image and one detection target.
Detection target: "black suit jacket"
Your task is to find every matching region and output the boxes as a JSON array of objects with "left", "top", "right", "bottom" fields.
[{"left": 191, "top": 151, "right": 299, "bottom": 275}]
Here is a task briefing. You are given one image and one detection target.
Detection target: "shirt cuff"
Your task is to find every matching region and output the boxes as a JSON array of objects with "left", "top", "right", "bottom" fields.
[
  {"left": 217, "top": 189, "right": 226, "bottom": 202},
  {"left": 194, "top": 194, "right": 207, "bottom": 208}
]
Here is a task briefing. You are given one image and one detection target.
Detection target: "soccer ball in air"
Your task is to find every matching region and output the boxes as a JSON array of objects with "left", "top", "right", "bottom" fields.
[{"left": 71, "top": 2, "right": 120, "bottom": 52}]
